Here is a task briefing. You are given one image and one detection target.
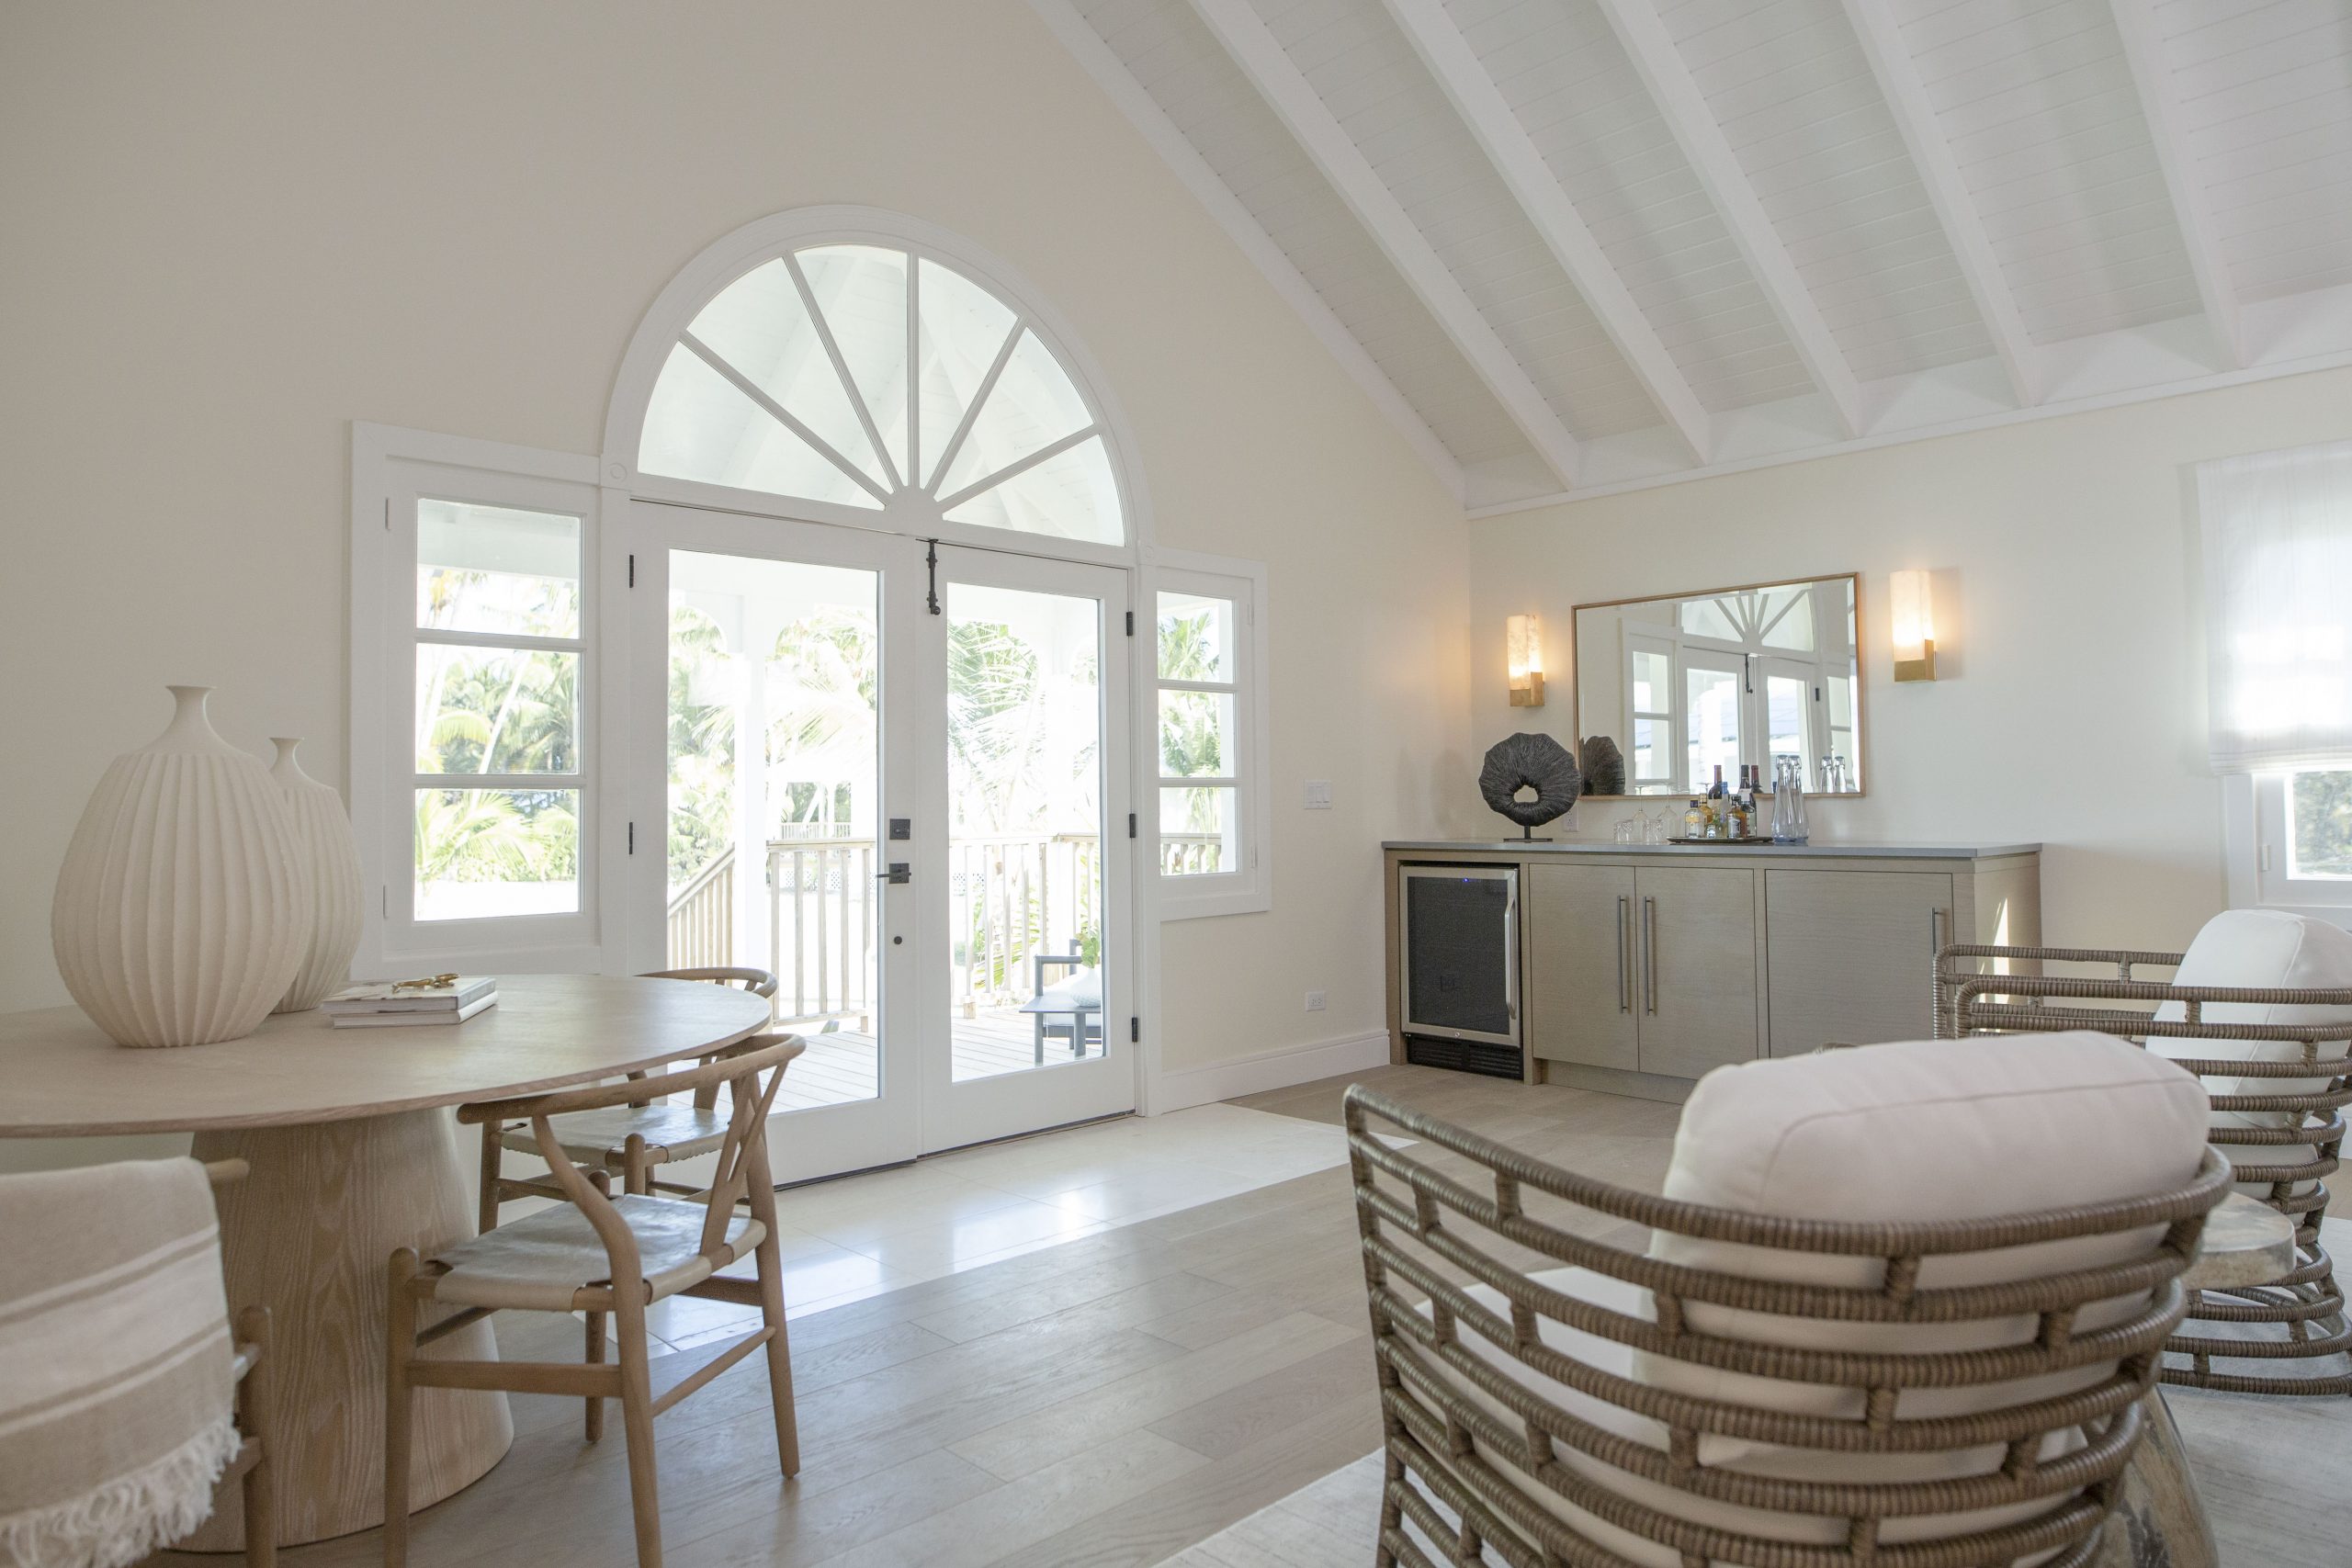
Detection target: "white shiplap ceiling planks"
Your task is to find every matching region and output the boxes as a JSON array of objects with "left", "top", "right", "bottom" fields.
[{"left": 1035, "top": 0, "right": 2352, "bottom": 510}]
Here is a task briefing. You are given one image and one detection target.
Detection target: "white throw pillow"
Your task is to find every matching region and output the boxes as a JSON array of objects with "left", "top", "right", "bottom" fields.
[
  {"left": 2149, "top": 908, "right": 2352, "bottom": 1140},
  {"left": 1640, "top": 1032, "right": 2207, "bottom": 1442}
]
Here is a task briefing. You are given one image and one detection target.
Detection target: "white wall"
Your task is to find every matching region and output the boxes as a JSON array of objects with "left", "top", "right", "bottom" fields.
[
  {"left": 1468, "top": 365, "right": 2352, "bottom": 952},
  {"left": 0, "top": 0, "right": 1475, "bottom": 1153}
]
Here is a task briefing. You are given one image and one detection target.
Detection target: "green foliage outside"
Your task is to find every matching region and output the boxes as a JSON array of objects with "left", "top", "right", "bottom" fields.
[
  {"left": 414, "top": 567, "right": 581, "bottom": 889},
  {"left": 1157, "top": 606, "right": 1227, "bottom": 865},
  {"left": 2292, "top": 770, "right": 2352, "bottom": 878}
]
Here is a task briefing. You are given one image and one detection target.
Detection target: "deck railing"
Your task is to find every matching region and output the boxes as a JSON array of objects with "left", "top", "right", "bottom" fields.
[
  {"left": 665, "top": 829, "right": 1223, "bottom": 1026},
  {"left": 664, "top": 847, "right": 735, "bottom": 974}
]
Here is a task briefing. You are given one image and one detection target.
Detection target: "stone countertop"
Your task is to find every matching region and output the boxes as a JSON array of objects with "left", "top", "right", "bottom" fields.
[{"left": 1381, "top": 839, "right": 2041, "bottom": 859}]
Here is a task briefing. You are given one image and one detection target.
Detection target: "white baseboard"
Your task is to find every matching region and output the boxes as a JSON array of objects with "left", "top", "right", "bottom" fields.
[{"left": 1150, "top": 1029, "right": 1392, "bottom": 1113}]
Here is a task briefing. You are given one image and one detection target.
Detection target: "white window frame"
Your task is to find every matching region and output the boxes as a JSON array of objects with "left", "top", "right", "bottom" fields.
[
  {"left": 2223, "top": 770, "right": 2352, "bottom": 919},
  {"left": 350, "top": 423, "right": 621, "bottom": 976},
  {"left": 1147, "top": 549, "right": 1271, "bottom": 919}
]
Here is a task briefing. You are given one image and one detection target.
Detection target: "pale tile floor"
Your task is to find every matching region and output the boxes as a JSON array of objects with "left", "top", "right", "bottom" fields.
[{"left": 639, "top": 1102, "right": 1367, "bottom": 1355}]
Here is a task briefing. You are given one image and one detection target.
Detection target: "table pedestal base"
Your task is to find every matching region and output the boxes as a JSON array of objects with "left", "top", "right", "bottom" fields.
[
  {"left": 2097, "top": 1389, "right": 2217, "bottom": 1568},
  {"left": 183, "top": 1109, "right": 513, "bottom": 1550}
]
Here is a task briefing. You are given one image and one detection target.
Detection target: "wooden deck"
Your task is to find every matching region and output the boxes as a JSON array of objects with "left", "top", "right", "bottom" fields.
[{"left": 774, "top": 1007, "right": 1105, "bottom": 1112}]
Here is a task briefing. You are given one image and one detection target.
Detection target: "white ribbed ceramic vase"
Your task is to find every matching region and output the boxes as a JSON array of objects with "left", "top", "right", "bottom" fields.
[
  {"left": 268, "top": 738, "right": 363, "bottom": 1013},
  {"left": 51, "top": 686, "right": 312, "bottom": 1046}
]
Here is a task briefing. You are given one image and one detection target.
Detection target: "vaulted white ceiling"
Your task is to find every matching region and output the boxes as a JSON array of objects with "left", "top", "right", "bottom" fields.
[{"left": 1031, "top": 0, "right": 2352, "bottom": 511}]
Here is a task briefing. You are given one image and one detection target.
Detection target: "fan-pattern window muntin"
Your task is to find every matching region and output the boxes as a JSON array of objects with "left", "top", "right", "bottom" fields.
[{"left": 639, "top": 244, "right": 1125, "bottom": 547}]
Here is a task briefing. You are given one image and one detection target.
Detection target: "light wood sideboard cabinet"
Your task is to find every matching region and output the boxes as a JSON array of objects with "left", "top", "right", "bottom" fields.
[{"left": 1385, "top": 840, "right": 2041, "bottom": 1100}]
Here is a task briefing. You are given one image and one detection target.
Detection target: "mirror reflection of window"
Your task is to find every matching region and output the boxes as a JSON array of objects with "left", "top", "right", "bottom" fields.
[{"left": 1572, "top": 575, "right": 1863, "bottom": 798}]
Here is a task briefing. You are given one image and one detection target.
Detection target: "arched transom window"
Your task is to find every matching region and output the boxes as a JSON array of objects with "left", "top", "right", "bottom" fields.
[{"left": 638, "top": 244, "right": 1125, "bottom": 546}]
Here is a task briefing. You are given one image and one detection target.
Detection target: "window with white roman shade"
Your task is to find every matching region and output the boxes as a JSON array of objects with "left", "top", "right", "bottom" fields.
[
  {"left": 2202, "top": 438, "right": 2352, "bottom": 773},
  {"left": 2204, "top": 438, "right": 2352, "bottom": 916}
]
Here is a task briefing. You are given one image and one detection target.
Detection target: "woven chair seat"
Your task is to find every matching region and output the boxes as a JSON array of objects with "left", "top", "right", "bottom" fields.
[
  {"left": 424, "top": 1194, "right": 763, "bottom": 1312},
  {"left": 502, "top": 1103, "right": 731, "bottom": 1168}
]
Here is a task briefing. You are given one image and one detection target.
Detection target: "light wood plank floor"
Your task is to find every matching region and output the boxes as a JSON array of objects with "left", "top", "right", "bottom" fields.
[
  {"left": 171, "top": 1059, "right": 2346, "bottom": 1568},
  {"left": 146, "top": 1064, "right": 1659, "bottom": 1568}
]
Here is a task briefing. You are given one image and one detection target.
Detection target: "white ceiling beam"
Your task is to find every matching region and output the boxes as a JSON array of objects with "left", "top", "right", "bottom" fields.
[
  {"left": 1023, "top": 0, "right": 1466, "bottom": 502},
  {"left": 1838, "top": 0, "right": 2041, "bottom": 407},
  {"left": 2107, "top": 0, "right": 2243, "bottom": 368},
  {"left": 1591, "top": 0, "right": 1867, "bottom": 439},
  {"left": 1384, "top": 0, "right": 1712, "bottom": 465},
  {"left": 1187, "top": 0, "right": 1584, "bottom": 490}
]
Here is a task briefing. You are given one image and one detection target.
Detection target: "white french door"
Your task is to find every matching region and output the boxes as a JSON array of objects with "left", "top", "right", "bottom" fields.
[
  {"left": 628, "top": 502, "right": 1134, "bottom": 1183},
  {"left": 923, "top": 543, "right": 1136, "bottom": 1151}
]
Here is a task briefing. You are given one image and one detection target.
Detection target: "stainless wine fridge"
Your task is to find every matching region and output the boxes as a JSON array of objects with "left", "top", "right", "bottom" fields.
[{"left": 1396, "top": 863, "right": 1521, "bottom": 1078}]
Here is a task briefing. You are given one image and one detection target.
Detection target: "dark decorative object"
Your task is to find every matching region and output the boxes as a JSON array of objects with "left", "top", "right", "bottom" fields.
[
  {"left": 1478, "top": 733, "right": 1580, "bottom": 839},
  {"left": 1579, "top": 735, "right": 1626, "bottom": 796}
]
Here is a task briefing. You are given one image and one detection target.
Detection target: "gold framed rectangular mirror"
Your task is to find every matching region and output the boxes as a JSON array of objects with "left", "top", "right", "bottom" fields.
[{"left": 1571, "top": 573, "right": 1864, "bottom": 798}]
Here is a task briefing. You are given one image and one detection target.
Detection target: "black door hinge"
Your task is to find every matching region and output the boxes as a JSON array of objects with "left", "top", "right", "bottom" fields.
[
  {"left": 1127, "top": 812, "right": 1137, "bottom": 839},
  {"left": 628, "top": 822, "right": 635, "bottom": 854},
  {"left": 1125, "top": 610, "right": 1134, "bottom": 636},
  {"left": 1130, "top": 1017, "right": 1140, "bottom": 1043},
  {"left": 628, "top": 554, "right": 636, "bottom": 588}
]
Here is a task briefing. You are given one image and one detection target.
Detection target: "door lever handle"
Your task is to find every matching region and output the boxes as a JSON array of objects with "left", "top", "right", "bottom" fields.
[{"left": 876, "top": 863, "right": 910, "bottom": 885}]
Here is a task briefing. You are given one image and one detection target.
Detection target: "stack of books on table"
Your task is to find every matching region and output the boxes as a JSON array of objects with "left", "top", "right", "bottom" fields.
[{"left": 322, "top": 976, "right": 498, "bottom": 1028}]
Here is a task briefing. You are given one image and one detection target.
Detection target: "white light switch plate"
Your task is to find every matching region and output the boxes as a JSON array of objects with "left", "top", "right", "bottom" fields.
[
  {"left": 1305, "top": 990, "right": 1328, "bottom": 1012},
  {"left": 1303, "top": 780, "right": 1332, "bottom": 809}
]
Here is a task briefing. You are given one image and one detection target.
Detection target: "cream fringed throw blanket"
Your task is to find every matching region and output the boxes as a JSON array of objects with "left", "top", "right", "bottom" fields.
[{"left": 0, "top": 1158, "right": 239, "bottom": 1568}]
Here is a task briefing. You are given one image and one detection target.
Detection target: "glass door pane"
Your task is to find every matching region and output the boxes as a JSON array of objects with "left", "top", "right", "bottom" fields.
[
  {"left": 944, "top": 581, "right": 1104, "bottom": 1082},
  {"left": 927, "top": 547, "right": 1133, "bottom": 1151},
  {"left": 669, "top": 550, "right": 884, "bottom": 1112},
  {"left": 637, "top": 507, "right": 922, "bottom": 1189}
]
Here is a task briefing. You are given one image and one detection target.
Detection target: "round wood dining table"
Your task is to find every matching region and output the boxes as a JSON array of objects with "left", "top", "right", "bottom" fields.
[{"left": 0, "top": 974, "right": 773, "bottom": 1551}]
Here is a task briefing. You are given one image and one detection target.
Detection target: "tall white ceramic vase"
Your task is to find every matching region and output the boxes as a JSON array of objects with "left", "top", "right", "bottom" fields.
[
  {"left": 269, "top": 738, "right": 364, "bottom": 1012},
  {"left": 51, "top": 685, "right": 312, "bottom": 1047}
]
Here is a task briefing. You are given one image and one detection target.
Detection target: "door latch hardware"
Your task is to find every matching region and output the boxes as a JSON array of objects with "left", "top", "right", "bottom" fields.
[
  {"left": 888, "top": 818, "right": 910, "bottom": 840},
  {"left": 877, "top": 863, "right": 911, "bottom": 885}
]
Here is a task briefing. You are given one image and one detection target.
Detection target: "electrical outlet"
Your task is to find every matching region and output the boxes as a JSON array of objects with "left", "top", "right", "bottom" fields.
[
  {"left": 1305, "top": 990, "right": 1328, "bottom": 1012},
  {"left": 1303, "top": 780, "right": 1332, "bottom": 809}
]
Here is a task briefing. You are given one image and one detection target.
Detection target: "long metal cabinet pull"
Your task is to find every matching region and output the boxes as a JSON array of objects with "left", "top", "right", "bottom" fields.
[
  {"left": 1645, "top": 896, "right": 1659, "bottom": 1015},
  {"left": 1615, "top": 895, "right": 1630, "bottom": 1013}
]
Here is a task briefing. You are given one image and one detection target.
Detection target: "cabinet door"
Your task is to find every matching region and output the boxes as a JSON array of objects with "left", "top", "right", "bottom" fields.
[
  {"left": 1765, "top": 870, "right": 1953, "bottom": 1055},
  {"left": 1635, "top": 865, "right": 1759, "bottom": 1079},
  {"left": 1524, "top": 863, "right": 1639, "bottom": 1071}
]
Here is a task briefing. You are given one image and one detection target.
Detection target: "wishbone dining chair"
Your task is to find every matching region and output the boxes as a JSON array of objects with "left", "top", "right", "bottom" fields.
[
  {"left": 388, "top": 1033, "right": 804, "bottom": 1568},
  {"left": 475, "top": 966, "right": 780, "bottom": 1231}
]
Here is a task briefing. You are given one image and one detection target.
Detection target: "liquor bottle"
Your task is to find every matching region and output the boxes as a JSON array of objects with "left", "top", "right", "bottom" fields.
[{"left": 1683, "top": 798, "right": 1705, "bottom": 840}]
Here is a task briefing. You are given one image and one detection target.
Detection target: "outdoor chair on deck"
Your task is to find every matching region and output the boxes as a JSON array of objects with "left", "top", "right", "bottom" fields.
[{"left": 1022, "top": 945, "right": 1102, "bottom": 1063}]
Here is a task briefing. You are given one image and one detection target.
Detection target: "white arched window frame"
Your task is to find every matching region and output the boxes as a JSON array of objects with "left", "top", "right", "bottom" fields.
[
  {"left": 351, "top": 210, "right": 1266, "bottom": 1004},
  {"left": 601, "top": 208, "right": 1149, "bottom": 570}
]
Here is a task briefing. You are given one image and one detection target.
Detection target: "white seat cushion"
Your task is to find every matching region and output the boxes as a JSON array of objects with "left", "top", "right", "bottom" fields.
[
  {"left": 427, "top": 1194, "right": 762, "bottom": 1312},
  {"left": 1642, "top": 1032, "right": 2207, "bottom": 1449},
  {"left": 2148, "top": 908, "right": 2352, "bottom": 1140}
]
